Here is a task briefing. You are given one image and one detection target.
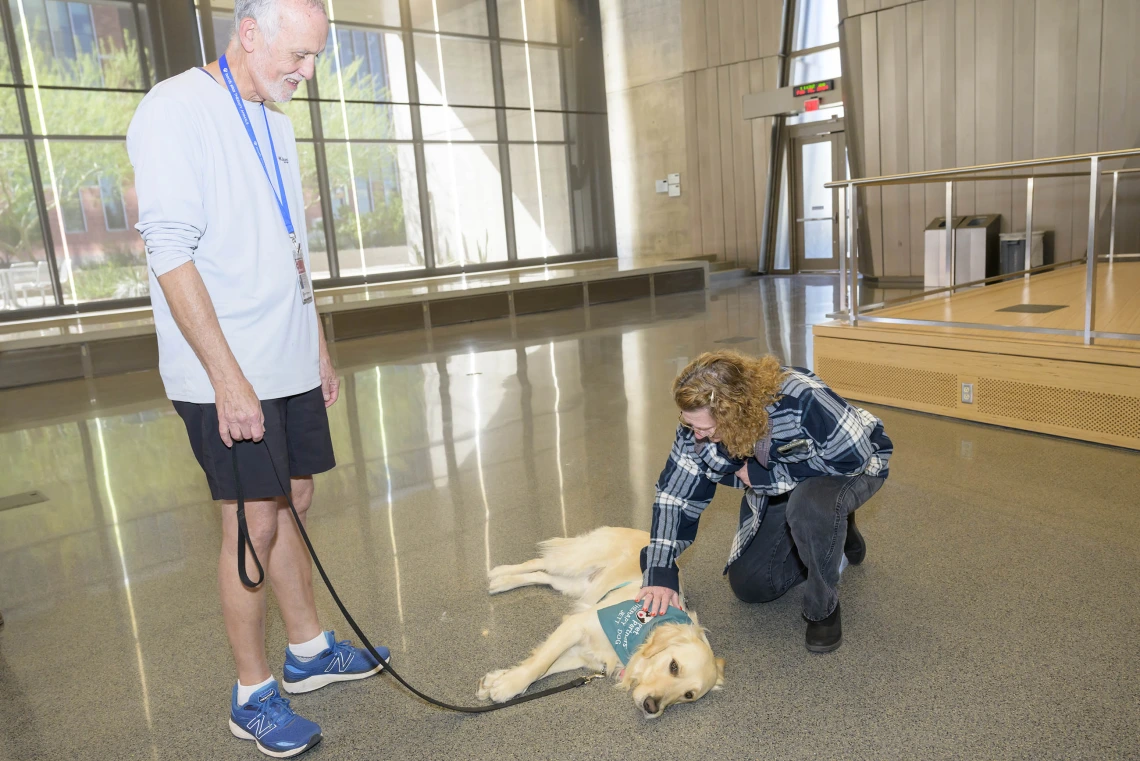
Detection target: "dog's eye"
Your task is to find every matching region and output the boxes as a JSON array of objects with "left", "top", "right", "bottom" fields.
[
  {"left": 669, "top": 659, "right": 678, "bottom": 676},
  {"left": 684, "top": 691, "right": 694, "bottom": 700}
]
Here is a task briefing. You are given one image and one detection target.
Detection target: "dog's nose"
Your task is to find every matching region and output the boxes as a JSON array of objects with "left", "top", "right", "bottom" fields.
[{"left": 643, "top": 696, "right": 660, "bottom": 714}]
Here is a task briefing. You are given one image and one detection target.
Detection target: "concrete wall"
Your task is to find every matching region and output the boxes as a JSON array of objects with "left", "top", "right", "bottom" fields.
[
  {"left": 842, "top": 0, "right": 1140, "bottom": 279},
  {"left": 601, "top": 0, "right": 786, "bottom": 266}
]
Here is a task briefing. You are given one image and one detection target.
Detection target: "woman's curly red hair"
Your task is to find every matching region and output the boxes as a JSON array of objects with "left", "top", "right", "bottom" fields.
[{"left": 673, "top": 350, "right": 785, "bottom": 459}]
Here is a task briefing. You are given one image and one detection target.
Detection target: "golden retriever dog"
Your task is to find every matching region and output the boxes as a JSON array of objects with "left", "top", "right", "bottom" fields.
[{"left": 477, "top": 527, "right": 724, "bottom": 717}]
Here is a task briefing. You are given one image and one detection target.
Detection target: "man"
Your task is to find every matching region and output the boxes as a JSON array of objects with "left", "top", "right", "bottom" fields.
[
  {"left": 128, "top": 1, "right": 387, "bottom": 756},
  {"left": 635, "top": 350, "right": 892, "bottom": 653}
]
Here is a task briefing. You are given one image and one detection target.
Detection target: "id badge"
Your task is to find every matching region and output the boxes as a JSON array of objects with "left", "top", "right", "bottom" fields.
[{"left": 290, "top": 233, "right": 313, "bottom": 304}]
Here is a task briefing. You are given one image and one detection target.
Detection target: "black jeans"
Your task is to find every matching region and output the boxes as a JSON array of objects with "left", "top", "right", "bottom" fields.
[{"left": 727, "top": 475, "right": 885, "bottom": 621}]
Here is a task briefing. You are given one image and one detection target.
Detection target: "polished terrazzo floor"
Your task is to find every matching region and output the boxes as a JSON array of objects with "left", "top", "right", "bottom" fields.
[{"left": 1, "top": 275, "right": 1137, "bottom": 760}]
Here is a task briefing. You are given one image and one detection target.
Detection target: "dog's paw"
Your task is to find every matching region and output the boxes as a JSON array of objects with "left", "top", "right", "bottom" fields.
[
  {"left": 487, "top": 576, "right": 515, "bottom": 595},
  {"left": 477, "top": 668, "right": 529, "bottom": 703},
  {"left": 488, "top": 564, "right": 512, "bottom": 579},
  {"left": 477, "top": 669, "right": 509, "bottom": 700}
]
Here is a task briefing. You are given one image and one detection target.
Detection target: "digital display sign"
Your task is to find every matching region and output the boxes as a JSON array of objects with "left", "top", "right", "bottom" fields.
[{"left": 793, "top": 80, "right": 835, "bottom": 97}]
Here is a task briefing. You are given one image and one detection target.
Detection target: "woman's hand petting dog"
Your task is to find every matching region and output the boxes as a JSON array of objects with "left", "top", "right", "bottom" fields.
[{"left": 636, "top": 586, "right": 682, "bottom": 617}]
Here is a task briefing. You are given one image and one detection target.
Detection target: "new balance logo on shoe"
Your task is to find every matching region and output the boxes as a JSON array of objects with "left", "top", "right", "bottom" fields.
[
  {"left": 246, "top": 713, "right": 277, "bottom": 740},
  {"left": 324, "top": 649, "right": 355, "bottom": 673}
]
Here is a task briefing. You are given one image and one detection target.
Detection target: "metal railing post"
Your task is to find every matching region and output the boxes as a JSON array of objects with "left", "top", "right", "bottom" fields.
[
  {"left": 838, "top": 184, "right": 847, "bottom": 314},
  {"left": 1024, "top": 177, "right": 1034, "bottom": 281},
  {"left": 1109, "top": 170, "right": 1118, "bottom": 264},
  {"left": 848, "top": 182, "right": 857, "bottom": 326},
  {"left": 1084, "top": 157, "right": 1099, "bottom": 345},
  {"left": 945, "top": 181, "right": 955, "bottom": 291}
]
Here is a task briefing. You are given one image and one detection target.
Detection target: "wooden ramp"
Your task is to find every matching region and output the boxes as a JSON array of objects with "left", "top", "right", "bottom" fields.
[{"left": 813, "top": 261, "right": 1140, "bottom": 450}]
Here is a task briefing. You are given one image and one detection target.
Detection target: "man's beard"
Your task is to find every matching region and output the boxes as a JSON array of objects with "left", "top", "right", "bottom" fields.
[
  {"left": 265, "top": 79, "right": 296, "bottom": 103},
  {"left": 251, "top": 55, "right": 297, "bottom": 103}
]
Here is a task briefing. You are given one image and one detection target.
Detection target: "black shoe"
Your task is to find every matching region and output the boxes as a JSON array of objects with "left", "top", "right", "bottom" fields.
[
  {"left": 804, "top": 603, "right": 842, "bottom": 653},
  {"left": 844, "top": 512, "right": 866, "bottom": 565}
]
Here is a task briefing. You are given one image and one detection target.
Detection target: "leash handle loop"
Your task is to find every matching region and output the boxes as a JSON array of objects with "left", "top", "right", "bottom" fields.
[{"left": 232, "top": 445, "right": 265, "bottom": 589}]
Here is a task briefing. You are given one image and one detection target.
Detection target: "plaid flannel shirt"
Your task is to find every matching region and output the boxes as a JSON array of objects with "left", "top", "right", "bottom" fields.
[{"left": 640, "top": 367, "right": 893, "bottom": 591}]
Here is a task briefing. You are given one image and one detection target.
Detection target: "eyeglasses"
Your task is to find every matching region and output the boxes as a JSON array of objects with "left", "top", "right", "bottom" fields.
[{"left": 678, "top": 413, "right": 716, "bottom": 439}]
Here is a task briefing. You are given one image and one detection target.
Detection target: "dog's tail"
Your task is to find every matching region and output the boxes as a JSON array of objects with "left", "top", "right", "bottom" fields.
[{"left": 538, "top": 527, "right": 649, "bottom": 576}]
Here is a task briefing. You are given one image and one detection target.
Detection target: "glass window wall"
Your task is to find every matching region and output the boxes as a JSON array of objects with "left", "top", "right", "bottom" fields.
[{"left": 0, "top": 0, "right": 613, "bottom": 317}]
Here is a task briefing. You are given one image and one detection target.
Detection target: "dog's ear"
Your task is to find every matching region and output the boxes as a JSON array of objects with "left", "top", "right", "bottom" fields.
[
  {"left": 636, "top": 627, "right": 671, "bottom": 661},
  {"left": 636, "top": 624, "right": 686, "bottom": 661},
  {"left": 712, "top": 657, "right": 725, "bottom": 690}
]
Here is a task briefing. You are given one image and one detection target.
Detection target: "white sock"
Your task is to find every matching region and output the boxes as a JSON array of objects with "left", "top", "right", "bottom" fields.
[
  {"left": 839, "top": 553, "right": 850, "bottom": 575},
  {"left": 236, "top": 675, "right": 275, "bottom": 704},
  {"left": 288, "top": 631, "right": 329, "bottom": 660}
]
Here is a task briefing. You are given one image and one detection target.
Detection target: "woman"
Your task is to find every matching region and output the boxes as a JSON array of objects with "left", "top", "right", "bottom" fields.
[{"left": 635, "top": 350, "right": 892, "bottom": 652}]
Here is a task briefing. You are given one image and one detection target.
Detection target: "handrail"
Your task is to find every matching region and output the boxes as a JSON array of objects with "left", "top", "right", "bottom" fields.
[
  {"left": 856, "top": 171, "right": 1091, "bottom": 187},
  {"left": 827, "top": 146, "right": 1135, "bottom": 345},
  {"left": 825, "top": 146, "right": 1140, "bottom": 189}
]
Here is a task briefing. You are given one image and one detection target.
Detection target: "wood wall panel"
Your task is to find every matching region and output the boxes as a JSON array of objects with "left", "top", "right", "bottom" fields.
[
  {"left": 972, "top": 0, "right": 1013, "bottom": 238},
  {"left": 695, "top": 68, "right": 725, "bottom": 257},
  {"left": 953, "top": 0, "right": 975, "bottom": 220},
  {"left": 643, "top": 0, "right": 1140, "bottom": 276},
  {"left": 904, "top": 1, "right": 926, "bottom": 275},
  {"left": 920, "top": 0, "right": 951, "bottom": 261},
  {"left": 750, "top": 58, "right": 776, "bottom": 267},
  {"left": 877, "top": 4, "right": 910, "bottom": 276},
  {"left": 719, "top": 0, "right": 746, "bottom": 65},
  {"left": 682, "top": 0, "right": 708, "bottom": 72},
  {"left": 1071, "top": 0, "right": 1103, "bottom": 257},
  {"left": 757, "top": 0, "right": 782, "bottom": 58},
  {"left": 705, "top": 0, "right": 722, "bottom": 69},
  {"left": 859, "top": 15, "right": 885, "bottom": 275},
  {"left": 1031, "top": 0, "right": 1065, "bottom": 260},
  {"left": 744, "top": 0, "right": 760, "bottom": 61},
  {"left": 1010, "top": 0, "right": 1035, "bottom": 235},
  {"left": 717, "top": 66, "right": 739, "bottom": 258},
  {"left": 683, "top": 72, "right": 704, "bottom": 260},
  {"left": 731, "top": 62, "right": 758, "bottom": 265},
  {"left": 666, "top": 3, "right": 786, "bottom": 268},
  {"left": 1099, "top": 0, "right": 1140, "bottom": 255},
  {"left": 845, "top": 0, "right": 1140, "bottom": 279}
]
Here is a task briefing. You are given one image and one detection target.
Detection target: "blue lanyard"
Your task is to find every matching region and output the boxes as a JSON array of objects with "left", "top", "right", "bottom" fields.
[{"left": 218, "top": 55, "right": 294, "bottom": 236}]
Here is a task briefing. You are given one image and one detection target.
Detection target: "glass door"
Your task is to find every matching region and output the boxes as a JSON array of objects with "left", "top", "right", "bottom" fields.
[{"left": 792, "top": 130, "right": 846, "bottom": 271}]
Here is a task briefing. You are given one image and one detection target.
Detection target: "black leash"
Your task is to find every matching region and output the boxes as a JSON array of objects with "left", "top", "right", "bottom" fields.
[{"left": 231, "top": 440, "right": 602, "bottom": 713}]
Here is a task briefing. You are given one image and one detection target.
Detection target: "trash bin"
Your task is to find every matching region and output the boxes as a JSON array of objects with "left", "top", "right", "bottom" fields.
[
  {"left": 999, "top": 232, "right": 1048, "bottom": 275},
  {"left": 956, "top": 214, "right": 1001, "bottom": 284},
  {"left": 924, "top": 216, "right": 964, "bottom": 288},
  {"left": 924, "top": 214, "right": 1001, "bottom": 288}
]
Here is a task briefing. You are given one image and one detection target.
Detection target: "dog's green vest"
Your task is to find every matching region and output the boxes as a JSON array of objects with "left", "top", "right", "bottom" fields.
[{"left": 597, "top": 601, "right": 693, "bottom": 665}]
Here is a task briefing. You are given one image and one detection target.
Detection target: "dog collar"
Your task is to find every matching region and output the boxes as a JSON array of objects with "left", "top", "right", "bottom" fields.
[{"left": 596, "top": 601, "right": 693, "bottom": 666}]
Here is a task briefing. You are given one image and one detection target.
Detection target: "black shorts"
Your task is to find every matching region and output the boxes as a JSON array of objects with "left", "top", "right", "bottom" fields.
[{"left": 173, "top": 386, "right": 336, "bottom": 502}]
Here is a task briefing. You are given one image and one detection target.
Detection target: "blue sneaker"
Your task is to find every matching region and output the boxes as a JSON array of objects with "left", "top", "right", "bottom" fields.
[
  {"left": 280, "top": 631, "right": 389, "bottom": 694},
  {"left": 229, "top": 680, "right": 321, "bottom": 758}
]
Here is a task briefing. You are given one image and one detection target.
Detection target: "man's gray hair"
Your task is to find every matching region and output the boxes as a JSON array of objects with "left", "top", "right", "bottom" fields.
[{"left": 234, "top": 0, "right": 327, "bottom": 41}]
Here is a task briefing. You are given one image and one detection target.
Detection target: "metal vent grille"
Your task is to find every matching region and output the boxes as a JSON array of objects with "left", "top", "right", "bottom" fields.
[
  {"left": 816, "top": 357, "right": 959, "bottom": 409},
  {"left": 977, "top": 378, "right": 1140, "bottom": 440}
]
